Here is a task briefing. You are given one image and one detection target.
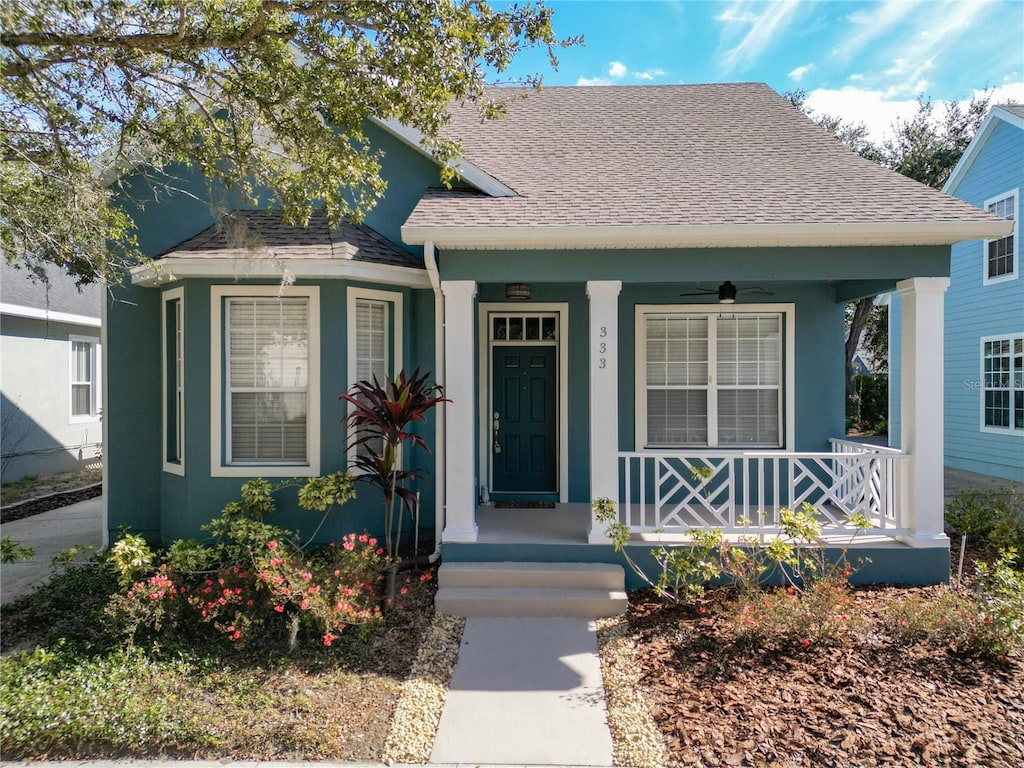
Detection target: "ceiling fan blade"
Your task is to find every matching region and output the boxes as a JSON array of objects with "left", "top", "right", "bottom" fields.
[
  {"left": 678, "top": 289, "right": 716, "bottom": 296},
  {"left": 736, "top": 287, "right": 775, "bottom": 295}
]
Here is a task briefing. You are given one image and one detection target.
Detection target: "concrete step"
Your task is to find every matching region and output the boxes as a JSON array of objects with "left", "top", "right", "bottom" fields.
[
  {"left": 438, "top": 561, "right": 625, "bottom": 590},
  {"left": 435, "top": 586, "right": 628, "bottom": 618}
]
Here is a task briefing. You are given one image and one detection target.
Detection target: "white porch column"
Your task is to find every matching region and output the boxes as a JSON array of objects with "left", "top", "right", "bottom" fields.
[
  {"left": 896, "top": 276, "right": 950, "bottom": 547},
  {"left": 441, "top": 280, "right": 478, "bottom": 543},
  {"left": 587, "top": 280, "right": 622, "bottom": 543}
]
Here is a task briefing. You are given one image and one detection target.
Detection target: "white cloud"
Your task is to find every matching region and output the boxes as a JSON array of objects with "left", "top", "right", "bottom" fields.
[
  {"left": 635, "top": 68, "right": 667, "bottom": 81},
  {"left": 608, "top": 61, "right": 628, "bottom": 79},
  {"left": 716, "top": 8, "right": 759, "bottom": 23},
  {"left": 849, "top": 73, "right": 865, "bottom": 82},
  {"left": 575, "top": 75, "right": 611, "bottom": 87},
  {"left": 834, "top": 0, "right": 922, "bottom": 59},
  {"left": 719, "top": 0, "right": 805, "bottom": 74},
  {"left": 788, "top": 64, "right": 814, "bottom": 82},
  {"left": 803, "top": 81, "right": 1024, "bottom": 144}
]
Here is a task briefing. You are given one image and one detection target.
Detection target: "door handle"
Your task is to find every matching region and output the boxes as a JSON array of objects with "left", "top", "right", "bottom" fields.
[{"left": 492, "top": 411, "right": 501, "bottom": 453}]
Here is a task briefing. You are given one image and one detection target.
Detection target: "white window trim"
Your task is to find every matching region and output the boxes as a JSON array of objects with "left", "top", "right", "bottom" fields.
[
  {"left": 162, "top": 287, "right": 185, "bottom": 475},
  {"left": 346, "top": 286, "right": 403, "bottom": 470},
  {"left": 635, "top": 304, "right": 796, "bottom": 452},
  {"left": 477, "top": 302, "right": 570, "bottom": 502},
  {"left": 982, "top": 188, "right": 1018, "bottom": 286},
  {"left": 210, "top": 285, "right": 321, "bottom": 477},
  {"left": 979, "top": 332, "right": 1024, "bottom": 436},
  {"left": 69, "top": 334, "right": 101, "bottom": 423}
]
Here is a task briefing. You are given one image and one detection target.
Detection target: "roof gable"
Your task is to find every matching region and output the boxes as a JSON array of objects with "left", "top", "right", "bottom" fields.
[{"left": 943, "top": 104, "right": 1024, "bottom": 196}]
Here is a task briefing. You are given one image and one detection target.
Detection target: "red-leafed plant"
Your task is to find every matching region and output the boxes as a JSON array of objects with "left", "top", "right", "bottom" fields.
[{"left": 340, "top": 368, "right": 447, "bottom": 563}]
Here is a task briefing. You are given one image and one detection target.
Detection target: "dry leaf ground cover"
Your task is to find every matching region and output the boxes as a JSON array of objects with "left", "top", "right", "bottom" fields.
[{"left": 621, "top": 587, "right": 1023, "bottom": 768}]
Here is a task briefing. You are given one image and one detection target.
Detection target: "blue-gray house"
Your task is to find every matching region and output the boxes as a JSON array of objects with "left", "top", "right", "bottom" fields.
[
  {"left": 104, "top": 84, "right": 1011, "bottom": 585},
  {"left": 891, "top": 104, "right": 1024, "bottom": 484}
]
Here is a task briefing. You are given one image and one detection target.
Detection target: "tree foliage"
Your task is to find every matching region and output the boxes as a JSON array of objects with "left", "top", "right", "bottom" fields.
[{"left": 1, "top": 0, "right": 578, "bottom": 283}]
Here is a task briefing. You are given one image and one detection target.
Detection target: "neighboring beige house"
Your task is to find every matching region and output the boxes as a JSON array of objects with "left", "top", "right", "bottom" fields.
[{"left": 1, "top": 260, "right": 103, "bottom": 483}]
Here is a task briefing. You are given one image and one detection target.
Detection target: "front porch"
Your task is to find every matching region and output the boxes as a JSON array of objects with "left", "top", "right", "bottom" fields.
[{"left": 437, "top": 277, "right": 951, "bottom": 585}]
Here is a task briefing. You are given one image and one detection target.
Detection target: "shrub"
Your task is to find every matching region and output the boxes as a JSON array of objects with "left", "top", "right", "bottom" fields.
[
  {"left": 105, "top": 475, "right": 400, "bottom": 652},
  {"left": 733, "top": 580, "right": 863, "bottom": 648},
  {"left": 946, "top": 486, "right": 1024, "bottom": 565},
  {"left": 883, "top": 550, "right": 1024, "bottom": 659}
]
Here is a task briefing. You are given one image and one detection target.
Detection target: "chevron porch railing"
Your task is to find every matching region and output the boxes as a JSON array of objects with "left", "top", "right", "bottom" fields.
[{"left": 617, "top": 441, "right": 909, "bottom": 537}]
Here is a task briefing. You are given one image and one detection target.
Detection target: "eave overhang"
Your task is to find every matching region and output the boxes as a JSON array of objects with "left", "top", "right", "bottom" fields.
[
  {"left": 131, "top": 258, "right": 431, "bottom": 288},
  {"left": 402, "top": 219, "right": 1015, "bottom": 250}
]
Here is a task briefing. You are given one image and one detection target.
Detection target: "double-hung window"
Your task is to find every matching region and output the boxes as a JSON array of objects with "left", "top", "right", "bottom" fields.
[
  {"left": 69, "top": 335, "right": 99, "bottom": 420},
  {"left": 981, "top": 334, "right": 1024, "bottom": 433},
  {"left": 638, "top": 306, "right": 792, "bottom": 449},
  {"left": 983, "top": 190, "right": 1018, "bottom": 284},
  {"left": 212, "top": 286, "right": 320, "bottom": 477},
  {"left": 347, "top": 287, "right": 403, "bottom": 463},
  {"left": 162, "top": 288, "right": 185, "bottom": 474}
]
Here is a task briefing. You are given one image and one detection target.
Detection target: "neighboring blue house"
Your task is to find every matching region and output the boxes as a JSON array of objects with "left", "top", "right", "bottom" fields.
[
  {"left": 891, "top": 104, "right": 1023, "bottom": 483},
  {"left": 104, "top": 84, "right": 1010, "bottom": 585},
  {"left": 1, "top": 261, "right": 103, "bottom": 482}
]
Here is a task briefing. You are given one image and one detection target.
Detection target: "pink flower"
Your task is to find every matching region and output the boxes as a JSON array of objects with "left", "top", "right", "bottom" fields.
[
  {"left": 274, "top": 605, "right": 285, "bottom": 613},
  {"left": 300, "top": 598, "right": 310, "bottom": 610},
  {"left": 267, "top": 540, "right": 278, "bottom": 551},
  {"left": 400, "top": 587, "right": 408, "bottom": 595},
  {"left": 343, "top": 541, "right": 355, "bottom": 551},
  {"left": 358, "top": 534, "right": 368, "bottom": 543},
  {"left": 323, "top": 633, "right": 336, "bottom": 647},
  {"left": 801, "top": 638, "right": 811, "bottom": 647}
]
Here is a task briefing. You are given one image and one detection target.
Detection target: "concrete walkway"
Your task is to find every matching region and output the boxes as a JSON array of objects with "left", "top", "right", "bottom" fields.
[
  {"left": 0, "top": 495, "right": 104, "bottom": 604},
  {"left": 431, "top": 617, "right": 614, "bottom": 767}
]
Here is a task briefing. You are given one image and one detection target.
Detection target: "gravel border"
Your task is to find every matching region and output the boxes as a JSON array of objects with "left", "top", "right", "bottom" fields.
[
  {"left": 596, "top": 615, "right": 671, "bottom": 768},
  {"left": 381, "top": 612, "right": 465, "bottom": 765}
]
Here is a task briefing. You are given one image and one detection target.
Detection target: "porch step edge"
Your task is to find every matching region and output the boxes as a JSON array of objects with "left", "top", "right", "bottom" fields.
[
  {"left": 435, "top": 586, "right": 628, "bottom": 618},
  {"left": 438, "top": 561, "right": 625, "bottom": 590}
]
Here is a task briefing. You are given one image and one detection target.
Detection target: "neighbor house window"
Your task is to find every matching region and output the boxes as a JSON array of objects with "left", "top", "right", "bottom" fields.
[
  {"left": 162, "top": 288, "right": 185, "bottom": 474},
  {"left": 211, "top": 286, "right": 320, "bottom": 477},
  {"left": 347, "top": 287, "right": 403, "bottom": 463},
  {"left": 638, "top": 307, "right": 792, "bottom": 449},
  {"left": 981, "top": 334, "right": 1024, "bottom": 433},
  {"left": 983, "top": 190, "right": 1018, "bottom": 284},
  {"left": 69, "top": 336, "right": 99, "bottom": 420}
]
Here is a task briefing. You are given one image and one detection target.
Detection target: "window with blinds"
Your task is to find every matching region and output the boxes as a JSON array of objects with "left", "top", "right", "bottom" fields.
[
  {"left": 982, "top": 335, "right": 1024, "bottom": 431},
  {"left": 226, "top": 297, "right": 309, "bottom": 464},
  {"left": 643, "top": 312, "right": 782, "bottom": 448},
  {"left": 353, "top": 298, "right": 388, "bottom": 459},
  {"left": 70, "top": 338, "right": 97, "bottom": 419}
]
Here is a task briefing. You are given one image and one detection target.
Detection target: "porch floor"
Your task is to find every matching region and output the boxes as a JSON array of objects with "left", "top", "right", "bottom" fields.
[{"left": 474, "top": 503, "right": 919, "bottom": 548}]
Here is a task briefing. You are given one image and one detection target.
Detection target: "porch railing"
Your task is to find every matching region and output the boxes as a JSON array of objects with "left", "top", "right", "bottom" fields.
[{"left": 617, "top": 440, "right": 909, "bottom": 537}]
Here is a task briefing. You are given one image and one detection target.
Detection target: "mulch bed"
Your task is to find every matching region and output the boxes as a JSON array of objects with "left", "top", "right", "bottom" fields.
[
  {"left": 0, "top": 483, "right": 102, "bottom": 524},
  {"left": 626, "top": 589, "right": 1023, "bottom": 768}
]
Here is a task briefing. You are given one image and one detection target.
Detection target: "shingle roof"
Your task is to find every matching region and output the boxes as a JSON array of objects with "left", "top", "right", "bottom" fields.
[
  {"left": 159, "top": 211, "right": 419, "bottom": 268},
  {"left": 404, "top": 83, "right": 999, "bottom": 237},
  {"left": 999, "top": 103, "right": 1024, "bottom": 119},
  {"left": 0, "top": 259, "right": 102, "bottom": 319}
]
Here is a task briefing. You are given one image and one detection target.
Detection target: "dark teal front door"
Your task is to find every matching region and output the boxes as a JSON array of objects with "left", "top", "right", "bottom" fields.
[{"left": 492, "top": 345, "right": 557, "bottom": 493}]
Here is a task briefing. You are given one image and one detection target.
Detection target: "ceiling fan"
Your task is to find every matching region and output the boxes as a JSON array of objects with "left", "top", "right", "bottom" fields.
[{"left": 679, "top": 280, "right": 774, "bottom": 304}]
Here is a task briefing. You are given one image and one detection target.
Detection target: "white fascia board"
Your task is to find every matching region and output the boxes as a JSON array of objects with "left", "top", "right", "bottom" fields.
[
  {"left": 943, "top": 107, "right": 1024, "bottom": 196},
  {"left": 370, "top": 117, "right": 516, "bottom": 198},
  {"left": 402, "top": 220, "right": 1016, "bottom": 250},
  {"left": 131, "top": 258, "right": 431, "bottom": 288},
  {"left": 0, "top": 302, "right": 101, "bottom": 328}
]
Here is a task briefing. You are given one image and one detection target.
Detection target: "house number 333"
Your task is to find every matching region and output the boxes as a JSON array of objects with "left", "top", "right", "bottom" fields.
[{"left": 597, "top": 326, "right": 607, "bottom": 369}]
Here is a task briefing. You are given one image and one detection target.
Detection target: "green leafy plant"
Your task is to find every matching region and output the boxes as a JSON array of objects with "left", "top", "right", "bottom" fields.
[
  {"left": 946, "top": 487, "right": 1024, "bottom": 565},
  {"left": 341, "top": 368, "right": 447, "bottom": 562},
  {"left": 0, "top": 535, "right": 34, "bottom": 563}
]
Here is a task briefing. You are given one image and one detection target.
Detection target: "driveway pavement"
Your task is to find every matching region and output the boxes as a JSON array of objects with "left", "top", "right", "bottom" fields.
[{"left": 0, "top": 495, "right": 103, "bottom": 604}]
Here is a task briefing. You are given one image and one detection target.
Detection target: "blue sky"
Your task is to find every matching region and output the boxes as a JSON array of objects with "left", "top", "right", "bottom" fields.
[{"left": 499, "top": 0, "right": 1024, "bottom": 141}]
